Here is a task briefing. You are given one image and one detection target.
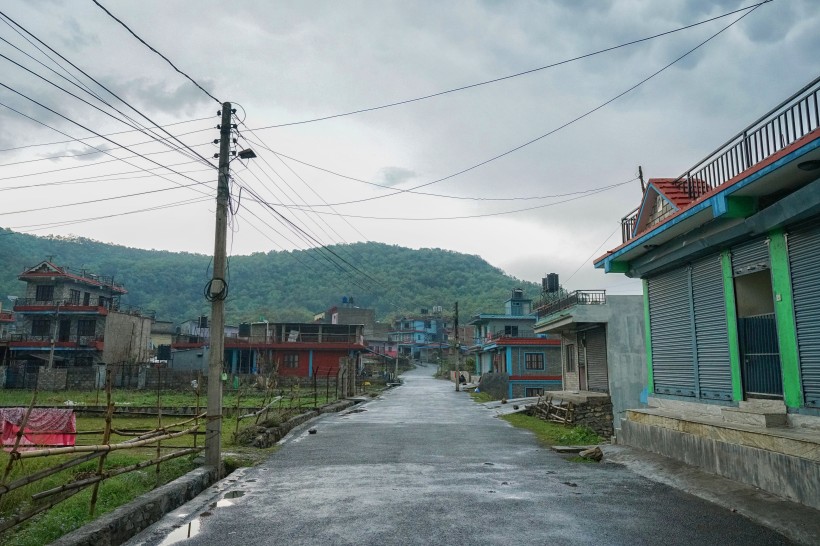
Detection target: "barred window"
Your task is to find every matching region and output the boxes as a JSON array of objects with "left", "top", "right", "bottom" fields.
[
  {"left": 32, "top": 319, "right": 51, "bottom": 337},
  {"left": 35, "top": 285, "right": 54, "bottom": 302},
  {"left": 77, "top": 319, "right": 96, "bottom": 337},
  {"left": 525, "top": 353, "right": 545, "bottom": 370}
]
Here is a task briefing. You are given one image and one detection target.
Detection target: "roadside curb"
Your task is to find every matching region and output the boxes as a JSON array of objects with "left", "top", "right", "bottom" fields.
[
  {"left": 46, "top": 397, "right": 371, "bottom": 546},
  {"left": 603, "top": 444, "right": 820, "bottom": 546},
  {"left": 50, "top": 467, "right": 217, "bottom": 546}
]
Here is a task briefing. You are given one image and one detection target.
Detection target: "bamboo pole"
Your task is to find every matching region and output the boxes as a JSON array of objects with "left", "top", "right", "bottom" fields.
[
  {"left": 0, "top": 487, "right": 82, "bottom": 534},
  {"left": 32, "top": 447, "right": 203, "bottom": 501},
  {"left": 238, "top": 397, "right": 282, "bottom": 421},
  {"left": 194, "top": 370, "right": 201, "bottom": 448},
  {"left": 0, "top": 451, "right": 103, "bottom": 497},
  {"left": 16, "top": 426, "right": 200, "bottom": 459},
  {"left": 155, "top": 366, "right": 163, "bottom": 487},
  {"left": 89, "top": 368, "right": 113, "bottom": 515}
]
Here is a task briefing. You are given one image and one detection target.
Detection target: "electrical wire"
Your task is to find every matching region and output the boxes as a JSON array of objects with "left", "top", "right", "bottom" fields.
[
  {"left": 91, "top": 0, "right": 221, "bottom": 105},
  {"left": 0, "top": 92, "right": 214, "bottom": 197},
  {"left": 0, "top": 117, "right": 211, "bottom": 154},
  {"left": 248, "top": 1, "right": 772, "bottom": 130},
  {"left": 245, "top": 177, "right": 636, "bottom": 221},
  {"left": 0, "top": 10, "right": 217, "bottom": 168},
  {"left": 265, "top": 5, "right": 764, "bottom": 209}
]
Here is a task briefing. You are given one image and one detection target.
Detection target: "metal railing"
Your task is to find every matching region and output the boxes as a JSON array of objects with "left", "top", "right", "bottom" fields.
[
  {"left": 14, "top": 298, "right": 117, "bottom": 310},
  {"left": 620, "top": 76, "right": 820, "bottom": 243},
  {"left": 535, "top": 290, "right": 606, "bottom": 318}
]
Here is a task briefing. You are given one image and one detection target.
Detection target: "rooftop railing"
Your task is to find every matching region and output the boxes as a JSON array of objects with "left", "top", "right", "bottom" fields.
[
  {"left": 535, "top": 290, "right": 606, "bottom": 318},
  {"left": 621, "top": 76, "right": 820, "bottom": 243}
]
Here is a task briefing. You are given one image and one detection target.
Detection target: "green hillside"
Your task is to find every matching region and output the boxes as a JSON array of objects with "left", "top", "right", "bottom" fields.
[{"left": 0, "top": 229, "right": 541, "bottom": 324}]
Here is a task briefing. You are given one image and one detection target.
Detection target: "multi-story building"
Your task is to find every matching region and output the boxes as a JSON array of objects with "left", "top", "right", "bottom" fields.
[
  {"left": 469, "top": 288, "right": 561, "bottom": 398},
  {"left": 171, "top": 321, "right": 365, "bottom": 378},
  {"left": 594, "top": 77, "right": 820, "bottom": 509},
  {"left": 7, "top": 261, "right": 152, "bottom": 371},
  {"left": 533, "top": 289, "right": 646, "bottom": 433},
  {"left": 388, "top": 307, "right": 450, "bottom": 361}
]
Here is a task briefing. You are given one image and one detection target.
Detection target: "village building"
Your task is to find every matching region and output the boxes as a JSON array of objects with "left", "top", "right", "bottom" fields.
[{"left": 594, "top": 77, "right": 820, "bottom": 509}]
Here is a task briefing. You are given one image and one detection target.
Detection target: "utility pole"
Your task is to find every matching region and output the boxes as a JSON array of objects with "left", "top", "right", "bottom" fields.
[
  {"left": 47, "top": 303, "right": 60, "bottom": 369},
  {"left": 454, "top": 301, "right": 459, "bottom": 392},
  {"left": 638, "top": 165, "right": 645, "bottom": 193},
  {"left": 205, "top": 103, "right": 232, "bottom": 472}
]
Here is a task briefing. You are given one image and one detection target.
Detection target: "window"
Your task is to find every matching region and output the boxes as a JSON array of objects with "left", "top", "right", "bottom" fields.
[
  {"left": 284, "top": 354, "right": 298, "bottom": 368},
  {"left": 83, "top": 292, "right": 91, "bottom": 305},
  {"left": 525, "top": 387, "right": 544, "bottom": 397},
  {"left": 504, "top": 325, "right": 519, "bottom": 337},
  {"left": 565, "top": 344, "right": 576, "bottom": 372},
  {"left": 69, "top": 289, "right": 81, "bottom": 305},
  {"left": 98, "top": 296, "right": 111, "bottom": 308},
  {"left": 525, "top": 353, "right": 545, "bottom": 370},
  {"left": 35, "top": 285, "right": 54, "bottom": 302},
  {"left": 77, "top": 319, "right": 96, "bottom": 337},
  {"left": 32, "top": 319, "right": 51, "bottom": 337}
]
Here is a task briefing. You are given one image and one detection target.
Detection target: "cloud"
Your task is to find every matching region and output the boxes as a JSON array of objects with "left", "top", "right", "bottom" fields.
[{"left": 376, "top": 166, "right": 417, "bottom": 187}]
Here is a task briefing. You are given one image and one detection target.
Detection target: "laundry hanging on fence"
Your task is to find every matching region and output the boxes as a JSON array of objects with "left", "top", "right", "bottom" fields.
[{"left": 1, "top": 408, "right": 76, "bottom": 449}]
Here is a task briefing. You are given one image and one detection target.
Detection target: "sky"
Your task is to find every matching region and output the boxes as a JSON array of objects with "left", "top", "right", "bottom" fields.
[{"left": 1, "top": 0, "right": 818, "bottom": 301}]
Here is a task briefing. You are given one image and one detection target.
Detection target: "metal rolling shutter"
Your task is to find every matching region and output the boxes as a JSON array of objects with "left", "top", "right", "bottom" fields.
[
  {"left": 731, "top": 237, "right": 770, "bottom": 275},
  {"left": 648, "top": 268, "right": 696, "bottom": 396},
  {"left": 584, "top": 326, "right": 609, "bottom": 393},
  {"left": 788, "top": 221, "right": 820, "bottom": 407},
  {"left": 691, "top": 254, "right": 732, "bottom": 400}
]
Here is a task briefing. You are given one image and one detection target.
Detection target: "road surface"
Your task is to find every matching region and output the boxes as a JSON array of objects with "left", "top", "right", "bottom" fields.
[{"left": 128, "top": 365, "right": 790, "bottom": 545}]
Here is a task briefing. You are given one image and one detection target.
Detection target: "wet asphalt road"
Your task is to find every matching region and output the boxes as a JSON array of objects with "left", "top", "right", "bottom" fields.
[{"left": 127, "top": 366, "right": 791, "bottom": 546}]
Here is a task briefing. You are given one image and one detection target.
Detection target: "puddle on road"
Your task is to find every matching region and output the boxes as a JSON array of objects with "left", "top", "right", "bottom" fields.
[
  {"left": 157, "top": 519, "right": 201, "bottom": 546},
  {"left": 217, "top": 490, "right": 246, "bottom": 507}
]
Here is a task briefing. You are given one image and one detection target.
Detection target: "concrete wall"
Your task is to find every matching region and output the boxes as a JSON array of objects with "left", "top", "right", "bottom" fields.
[
  {"left": 605, "top": 296, "right": 648, "bottom": 431},
  {"left": 103, "top": 312, "right": 152, "bottom": 364},
  {"left": 620, "top": 418, "right": 820, "bottom": 510}
]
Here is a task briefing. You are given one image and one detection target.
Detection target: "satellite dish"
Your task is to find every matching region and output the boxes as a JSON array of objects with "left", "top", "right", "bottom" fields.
[{"left": 7, "top": 295, "right": 18, "bottom": 303}]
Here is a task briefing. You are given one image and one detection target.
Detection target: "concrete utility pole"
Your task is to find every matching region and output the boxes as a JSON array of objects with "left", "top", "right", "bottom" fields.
[
  {"left": 205, "top": 103, "right": 232, "bottom": 471},
  {"left": 454, "top": 301, "right": 459, "bottom": 392}
]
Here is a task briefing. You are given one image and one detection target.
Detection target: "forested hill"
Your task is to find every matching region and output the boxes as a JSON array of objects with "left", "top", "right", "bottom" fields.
[{"left": 0, "top": 229, "right": 541, "bottom": 324}]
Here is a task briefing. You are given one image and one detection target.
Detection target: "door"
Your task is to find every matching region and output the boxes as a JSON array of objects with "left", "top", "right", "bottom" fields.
[
  {"left": 58, "top": 319, "right": 71, "bottom": 342},
  {"left": 584, "top": 326, "right": 609, "bottom": 392},
  {"left": 732, "top": 238, "right": 782, "bottom": 398}
]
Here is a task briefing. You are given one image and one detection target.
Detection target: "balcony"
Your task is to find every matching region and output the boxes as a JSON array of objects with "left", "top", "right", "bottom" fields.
[
  {"left": 7, "top": 334, "right": 104, "bottom": 350},
  {"left": 536, "top": 290, "right": 606, "bottom": 319},
  {"left": 13, "top": 299, "right": 115, "bottom": 315},
  {"left": 621, "top": 77, "right": 820, "bottom": 243}
]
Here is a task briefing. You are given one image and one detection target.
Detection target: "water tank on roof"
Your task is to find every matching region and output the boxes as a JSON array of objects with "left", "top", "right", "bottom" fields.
[{"left": 544, "top": 273, "right": 559, "bottom": 293}]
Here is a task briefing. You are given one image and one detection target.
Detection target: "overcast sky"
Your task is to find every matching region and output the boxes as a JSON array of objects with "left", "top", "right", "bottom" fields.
[{"left": 1, "top": 0, "right": 818, "bottom": 300}]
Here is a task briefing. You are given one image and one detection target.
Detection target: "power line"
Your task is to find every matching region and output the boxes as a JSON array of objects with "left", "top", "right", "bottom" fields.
[
  {"left": 248, "top": 1, "right": 772, "bottom": 130},
  {"left": 0, "top": 91, "right": 214, "bottom": 196},
  {"left": 0, "top": 117, "right": 211, "bottom": 154},
  {"left": 0, "top": 10, "right": 217, "bottom": 168},
  {"left": 246, "top": 177, "right": 636, "bottom": 221},
  {"left": 91, "top": 0, "right": 221, "bottom": 105},
  {"left": 240, "top": 134, "right": 617, "bottom": 204},
  {"left": 2, "top": 195, "right": 212, "bottom": 234},
  {"left": 563, "top": 227, "right": 620, "bottom": 286},
  {"left": 269, "top": 5, "right": 763, "bottom": 208}
]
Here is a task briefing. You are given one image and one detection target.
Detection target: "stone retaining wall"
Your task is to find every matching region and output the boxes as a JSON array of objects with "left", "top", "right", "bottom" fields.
[
  {"left": 571, "top": 397, "right": 613, "bottom": 439},
  {"left": 50, "top": 467, "right": 217, "bottom": 546}
]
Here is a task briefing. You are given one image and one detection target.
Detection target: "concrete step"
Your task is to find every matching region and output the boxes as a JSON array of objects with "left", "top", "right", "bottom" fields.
[{"left": 721, "top": 406, "right": 788, "bottom": 428}]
